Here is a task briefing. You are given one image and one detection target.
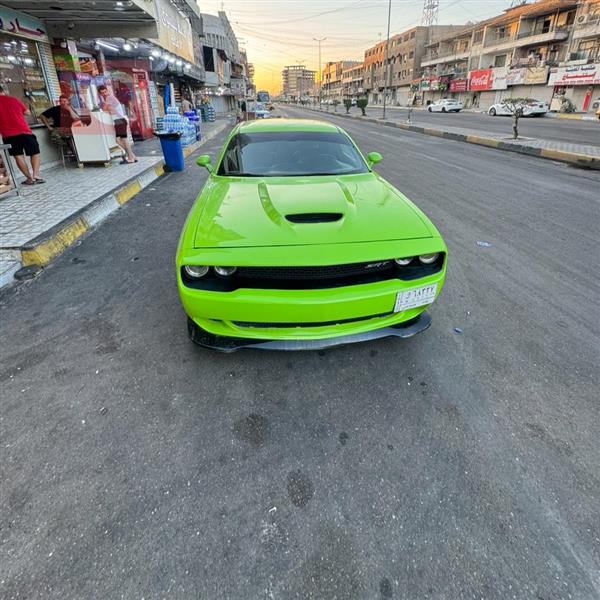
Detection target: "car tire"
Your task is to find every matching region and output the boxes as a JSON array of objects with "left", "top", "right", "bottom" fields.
[
  {"left": 427, "top": 106, "right": 432, "bottom": 112},
  {"left": 442, "top": 107, "right": 447, "bottom": 113},
  {"left": 489, "top": 108, "right": 496, "bottom": 116}
]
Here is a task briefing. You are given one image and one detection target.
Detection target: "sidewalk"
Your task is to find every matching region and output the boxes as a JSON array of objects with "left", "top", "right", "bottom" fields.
[
  {"left": 0, "top": 118, "right": 232, "bottom": 288},
  {"left": 295, "top": 105, "right": 600, "bottom": 168}
]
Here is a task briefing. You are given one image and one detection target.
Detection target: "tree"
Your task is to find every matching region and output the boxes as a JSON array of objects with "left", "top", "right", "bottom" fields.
[
  {"left": 343, "top": 98, "right": 352, "bottom": 114},
  {"left": 500, "top": 97, "right": 534, "bottom": 140},
  {"left": 357, "top": 97, "right": 368, "bottom": 116},
  {"left": 332, "top": 99, "right": 340, "bottom": 112}
]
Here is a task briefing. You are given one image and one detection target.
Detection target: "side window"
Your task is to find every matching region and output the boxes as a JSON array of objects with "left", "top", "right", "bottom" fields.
[{"left": 219, "top": 135, "right": 240, "bottom": 175}]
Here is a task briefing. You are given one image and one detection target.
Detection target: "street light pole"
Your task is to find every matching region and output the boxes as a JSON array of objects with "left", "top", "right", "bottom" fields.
[
  {"left": 313, "top": 37, "right": 326, "bottom": 110},
  {"left": 382, "top": 0, "right": 392, "bottom": 120}
]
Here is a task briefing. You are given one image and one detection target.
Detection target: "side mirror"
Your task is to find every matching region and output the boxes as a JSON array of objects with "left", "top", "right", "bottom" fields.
[
  {"left": 367, "top": 152, "right": 383, "bottom": 168},
  {"left": 196, "top": 154, "right": 213, "bottom": 172}
]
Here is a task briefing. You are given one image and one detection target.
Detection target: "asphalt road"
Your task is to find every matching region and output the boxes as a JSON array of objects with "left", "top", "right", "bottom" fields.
[
  {"left": 1, "top": 110, "right": 599, "bottom": 600},
  {"left": 314, "top": 103, "right": 600, "bottom": 148}
]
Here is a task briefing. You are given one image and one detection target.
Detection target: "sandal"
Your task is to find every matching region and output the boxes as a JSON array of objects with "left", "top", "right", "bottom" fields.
[
  {"left": 34, "top": 178, "right": 46, "bottom": 184},
  {"left": 22, "top": 179, "right": 36, "bottom": 185}
]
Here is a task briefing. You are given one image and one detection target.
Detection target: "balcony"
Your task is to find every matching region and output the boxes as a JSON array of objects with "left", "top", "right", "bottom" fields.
[
  {"left": 420, "top": 48, "right": 470, "bottom": 67},
  {"left": 483, "top": 27, "right": 569, "bottom": 53}
]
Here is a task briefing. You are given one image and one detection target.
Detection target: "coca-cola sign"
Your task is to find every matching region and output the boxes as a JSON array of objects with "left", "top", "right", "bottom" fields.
[{"left": 469, "top": 69, "right": 494, "bottom": 91}]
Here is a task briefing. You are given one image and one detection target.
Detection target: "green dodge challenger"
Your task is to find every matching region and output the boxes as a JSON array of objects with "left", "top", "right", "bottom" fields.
[{"left": 176, "top": 118, "right": 447, "bottom": 351}]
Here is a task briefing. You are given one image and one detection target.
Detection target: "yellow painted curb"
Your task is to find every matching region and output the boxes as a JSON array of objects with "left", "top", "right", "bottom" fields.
[
  {"left": 22, "top": 218, "right": 89, "bottom": 267},
  {"left": 154, "top": 164, "right": 165, "bottom": 177},
  {"left": 466, "top": 135, "right": 501, "bottom": 148},
  {"left": 556, "top": 114, "right": 584, "bottom": 120},
  {"left": 540, "top": 148, "right": 596, "bottom": 164},
  {"left": 424, "top": 128, "right": 445, "bottom": 138},
  {"left": 115, "top": 180, "right": 142, "bottom": 205}
]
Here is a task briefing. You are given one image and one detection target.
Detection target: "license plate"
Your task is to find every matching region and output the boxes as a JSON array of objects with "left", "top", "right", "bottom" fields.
[{"left": 394, "top": 284, "right": 438, "bottom": 312}]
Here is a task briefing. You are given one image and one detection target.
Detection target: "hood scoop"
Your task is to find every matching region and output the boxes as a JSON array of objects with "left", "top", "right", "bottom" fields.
[{"left": 285, "top": 212, "right": 343, "bottom": 224}]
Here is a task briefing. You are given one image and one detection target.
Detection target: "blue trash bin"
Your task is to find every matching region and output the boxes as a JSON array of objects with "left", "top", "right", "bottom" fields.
[{"left": 156, "top": 131, "right": 185, "bottom": 172}]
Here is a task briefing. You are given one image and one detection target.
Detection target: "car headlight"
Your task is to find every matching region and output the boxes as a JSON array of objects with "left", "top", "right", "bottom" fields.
[
  {"left": 184, "top": 265, "right": 209, "bottom": 278},
  {"left": 214, "top": 266, "right": 237, "bottom": 276},
  {"left": 418, "top": 254, "right": 439, "bottom": 265},
  {"left": 394, "top": 257, "right": 413, "bottom": 266}
]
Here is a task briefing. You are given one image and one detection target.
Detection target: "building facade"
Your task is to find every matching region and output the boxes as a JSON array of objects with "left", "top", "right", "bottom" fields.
[
  {"left": 282, "top": 65, "right": 315, "bottom": 101},
  {"left": 418, "top": 0, "right": 599, "bottom": 112},
  {"left": 322, "top": 60, "right": 360, "bottom": 102},
  {"left": 363, "top": 26, "right": 461, "bottom": 106}
]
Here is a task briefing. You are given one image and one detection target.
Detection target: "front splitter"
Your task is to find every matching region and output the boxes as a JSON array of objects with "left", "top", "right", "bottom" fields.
[{"left": 187, "top": 312, "right": 432, "bottom": 352}]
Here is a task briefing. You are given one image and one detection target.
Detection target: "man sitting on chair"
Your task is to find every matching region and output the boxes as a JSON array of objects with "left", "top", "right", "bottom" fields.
[{"left": 40, "top": 95, "right": 82, "bottom": 144}]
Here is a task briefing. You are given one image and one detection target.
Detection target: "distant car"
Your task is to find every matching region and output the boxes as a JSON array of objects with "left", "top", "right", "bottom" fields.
[
  {"left": 351, "top": 98, "right": 357, "bottom": 106},
  {"left": 488, "top": 100, "right": 548, "bottom": 117},
  {"left": 255, "top": 103, "right": 271, "bottom": 119},
  {"left": 427, "top": 99, "right": 463, "bottom": 113}
]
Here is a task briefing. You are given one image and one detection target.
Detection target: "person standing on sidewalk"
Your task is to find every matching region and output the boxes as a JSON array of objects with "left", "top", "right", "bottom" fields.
[
  {"left": 97, "top": 84, "right": 137, "bottom": 164},
  {"left": 0, "top": 85, "right": 44, "bottom": 185}
]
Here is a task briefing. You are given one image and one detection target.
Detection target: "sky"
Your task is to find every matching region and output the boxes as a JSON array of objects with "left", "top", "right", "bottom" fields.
[{"left": 200, "top": 0, "right": 515, "bottom": 94}]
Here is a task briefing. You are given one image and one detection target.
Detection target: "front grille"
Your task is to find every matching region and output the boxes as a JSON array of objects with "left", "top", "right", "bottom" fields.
[
  {"left": 237, "top": 260, "right": 395, "bottom": 281},
  {"left": 182, "top": 254, "right": 444, "bottom": 292}
]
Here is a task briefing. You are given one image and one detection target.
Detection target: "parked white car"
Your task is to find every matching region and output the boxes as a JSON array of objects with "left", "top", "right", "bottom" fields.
[
  {"left": 488, "top": 100, "right": 548, "bottom": 117},
  {"left": 427, "top": 99, "right": 463, "bottom": 113}
]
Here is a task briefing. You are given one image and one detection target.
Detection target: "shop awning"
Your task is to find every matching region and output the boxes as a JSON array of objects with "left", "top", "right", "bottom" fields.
[{"left": 2, "top": 0, "right": 159, "bottom": 39}]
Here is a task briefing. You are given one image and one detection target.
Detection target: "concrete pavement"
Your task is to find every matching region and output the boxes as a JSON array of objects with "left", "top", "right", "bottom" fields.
[{"left": 1, "top": 111, "right": 599, "bottom": 599}]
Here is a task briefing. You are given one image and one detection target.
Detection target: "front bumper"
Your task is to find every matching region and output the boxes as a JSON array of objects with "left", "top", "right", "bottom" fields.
[{"left": 187, "top": 312, "right": 431, "bottom": 352}]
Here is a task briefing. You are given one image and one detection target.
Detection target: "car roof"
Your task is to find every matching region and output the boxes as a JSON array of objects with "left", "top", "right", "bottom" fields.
[{"left": 237, "top": 118, "right": 342, "bottom": 134}]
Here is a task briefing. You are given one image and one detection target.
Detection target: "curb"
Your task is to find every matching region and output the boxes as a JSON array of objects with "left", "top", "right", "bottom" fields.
[
  {"left": 4, "top": 119, "right": 231, "bottom": 285},
  {"left": 297, "top": 106, "right": 600, "bottom": 170}
]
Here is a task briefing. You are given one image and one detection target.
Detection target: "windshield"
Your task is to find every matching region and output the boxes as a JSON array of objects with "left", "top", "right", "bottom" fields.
[{"left": 217, "top": 131, "right": 369, "bottom": 177}]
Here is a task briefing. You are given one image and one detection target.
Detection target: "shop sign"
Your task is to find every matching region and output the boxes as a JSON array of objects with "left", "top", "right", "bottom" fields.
[
  {"left": 449, "top": 78, "right": 468, "bottom": 92},
  {"left": 53, "top": 54, "right": 81, "bottom": 72},
  {"left": 525, "top": 66, "right": 548, "bottom": 85},
  {"left": 506, "top": 68, "right": 526, "bottom": 86},
  {"left": 80, "top": 57, "right": 99, "bottom": 77},
  {"left": 469, "top": 67, "right": 507, "bottom": 91},
  {"left": 429, "top": 77, "right": 439, "bottom": 91},
  {"left": 420, "top": 79, "right": 430, "bottom": 91},
  {"left": 469, "top": 69, "right": 494, "bottom": 91},
  {"left": 0, "top": 6, "right": 48, "bottom": 43},
  {"left": 153, "top": 0, "right": 194, "bottom": 63},
  {"left": 548, "top": 64, "right": 600, "bottom": 86}
]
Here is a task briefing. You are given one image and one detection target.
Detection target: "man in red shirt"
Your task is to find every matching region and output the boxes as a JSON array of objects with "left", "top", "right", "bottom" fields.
[{"left": 0, "top": 85, "right": 43, "bottom": 185}]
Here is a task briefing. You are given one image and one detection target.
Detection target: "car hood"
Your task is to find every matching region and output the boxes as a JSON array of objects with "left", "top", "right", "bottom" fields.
[{"left": 193, "top": 173, "right": 434, "bottom": 248}]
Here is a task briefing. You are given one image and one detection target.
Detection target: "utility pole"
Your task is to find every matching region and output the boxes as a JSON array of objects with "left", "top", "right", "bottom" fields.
[
  {"left": 313, "top": 37, "right": 326, "bottom": 110},
  {"left": 382, "top": 0, "right": 392, "bottom": 120}
]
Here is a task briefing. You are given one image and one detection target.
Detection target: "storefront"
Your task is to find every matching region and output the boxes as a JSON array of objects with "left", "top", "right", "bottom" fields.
[
  {"left": 547, "top": 64, "right": 600, "bottom": 113},
  {"left": 0, "top": 5, "right": 63, "bottom": 166},
  {"left": 0, "top": 5, "right": 58, "bottom": 125}
]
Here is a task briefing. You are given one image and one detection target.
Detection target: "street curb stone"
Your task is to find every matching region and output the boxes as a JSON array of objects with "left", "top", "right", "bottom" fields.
[{"left": 298, "top": 106, "right": 599, "bottom": 170}]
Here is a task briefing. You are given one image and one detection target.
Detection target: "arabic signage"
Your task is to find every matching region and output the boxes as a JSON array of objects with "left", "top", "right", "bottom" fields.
[
  {"left": 507, "top": 66, "right": 549, "bottom": 86},
  {"left": 449, "top": 78, "right": 468, "bottom": 92},
  {"left": 469, "top": 67, "right": 508, "bottom": 91},
  {"left": 0, "top": 6, "right": 48, "bottom": 43},
  {"left": 548, "top": 64, "right": 600, "bottom": 86},
  {"left": 153, "top": 0, "right": 194, "bottom": 63}
]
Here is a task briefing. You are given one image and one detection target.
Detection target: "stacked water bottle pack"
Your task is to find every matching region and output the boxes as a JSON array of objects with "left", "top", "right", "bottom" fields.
[
  {"left": 158, "top": 106, "right": 198, "bottom": 148},
  {"left": 204, "top": 105, "right": 215, "bottom": 122}
]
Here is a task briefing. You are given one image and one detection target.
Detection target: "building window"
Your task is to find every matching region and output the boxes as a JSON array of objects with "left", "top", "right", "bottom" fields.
[
  {"left": 473, "top": 30, "right": 484, "bottom": 43},
  {"left": 410, "top": 31, "right": 415, "bottom": 39},
  {"left": 494, "top": 54, "right": 507, "bottom": 67},
  {"left": 409, "top": 51, "right": 414, "bottom": 59}
]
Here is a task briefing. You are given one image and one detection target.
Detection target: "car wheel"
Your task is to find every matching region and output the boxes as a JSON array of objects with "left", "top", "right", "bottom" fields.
[
  {"left": 428, "top": 106, "right": 432, "bottom": 112},
  {"left": 442, "top": 107, "right": 447, "bottom": 113},
  {"left": 489, "top": 108, "right": 496, "bottom": 116}
]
